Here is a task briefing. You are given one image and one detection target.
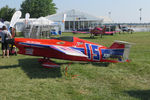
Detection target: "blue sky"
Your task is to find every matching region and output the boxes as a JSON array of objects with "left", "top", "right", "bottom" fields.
[{"left": 0, "top": 0, "right": 150, "bottom": 23}]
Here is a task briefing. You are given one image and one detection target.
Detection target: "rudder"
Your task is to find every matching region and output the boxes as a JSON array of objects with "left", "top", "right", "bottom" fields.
[
  {"left": 109, "top": 40, "right": 132, "bottom": 62},
  {"left": 101, "top": 41, "right": 132, "bottom": 62}
]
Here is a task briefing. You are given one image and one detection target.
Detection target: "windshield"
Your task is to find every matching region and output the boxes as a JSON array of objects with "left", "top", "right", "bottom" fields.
[{"left": 51, "top": 36, "right": 74, "bottom": 42}]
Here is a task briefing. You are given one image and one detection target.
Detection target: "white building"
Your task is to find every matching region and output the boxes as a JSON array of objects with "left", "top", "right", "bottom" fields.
[
  {"left": 99, "top": 16, "right": 113, "bottom": 24},
  {"left": 45, "top": 9, "right": 103, "bottom": 32}
]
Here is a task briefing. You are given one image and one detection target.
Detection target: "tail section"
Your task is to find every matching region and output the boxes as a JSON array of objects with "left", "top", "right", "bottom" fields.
[{"left": 102, "top": 41, "right": 132, "bottom": 62}]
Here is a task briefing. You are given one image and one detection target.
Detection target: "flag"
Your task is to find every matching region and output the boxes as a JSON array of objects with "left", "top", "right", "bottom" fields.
[
  {"left": 62, "top": 13, "right": 67, "bottom": 23},
  {"left": 25, "top": 13, "right": 30, "bottom": 24}
]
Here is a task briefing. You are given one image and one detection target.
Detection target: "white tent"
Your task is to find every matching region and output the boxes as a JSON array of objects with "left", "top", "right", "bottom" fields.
[
  {"left": 24, "top": 17, "right": 60, "bottom": 39},
  {"left": 4, "top": 21, "right": 10, "bottom": 28},
  {"left": 98, "top": 16, "right": 113, "bottom": 24},
  {"left": 13, "top": 18, "right": 36, "bottom": 32},
  {"left": 31, "top": 17, "right": 54, "bottom": 25},
  {"left": 0, "top": 22, "right": 6, "bottom": 28}
]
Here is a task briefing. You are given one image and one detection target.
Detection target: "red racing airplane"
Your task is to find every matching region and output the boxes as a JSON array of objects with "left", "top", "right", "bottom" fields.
[
  {"left": 8, "top": 11, "right": 132, "bottom": 68},
  {"left": 13, "top": 36, "right": 132, "bottom": 68}
]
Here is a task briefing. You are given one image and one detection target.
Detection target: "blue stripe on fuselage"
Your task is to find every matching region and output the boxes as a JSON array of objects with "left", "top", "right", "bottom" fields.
[
  {"left": 19, "top": 42, "right": 50, "bottom": 48},
  {"left": 101, "top": 49, "right": 124, "bottom": 58},
  {"left": 101, "top": 49, "right": 124, "bottom": 55}
]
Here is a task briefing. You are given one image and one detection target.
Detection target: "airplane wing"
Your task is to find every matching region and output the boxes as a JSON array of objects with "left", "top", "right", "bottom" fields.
[
  {"left": 105, "top": 31, "right": 114, "bottom": 35},
  {"left": 49, "top": 45, "right": 87, "bottom": 57},
  {"left": 19, "top": 42, "right": 87, "bottom": 57}
]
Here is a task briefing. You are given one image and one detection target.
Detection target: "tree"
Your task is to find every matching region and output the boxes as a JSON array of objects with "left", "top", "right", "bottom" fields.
[
  {"left": 20, "top": 0, "right": 57, "bottom": 18},
  {"left": 0, "top": 5, "right": 16, "bottom": 21}
]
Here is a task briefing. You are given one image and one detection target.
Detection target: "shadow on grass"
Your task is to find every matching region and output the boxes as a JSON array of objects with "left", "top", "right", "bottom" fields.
[
  {"left": 18, "top": 59, "right": 109, "bottom": 80},
  {"left": 0, "top": 65, "right": 19, "bottom": 69},
  {"left": 125, "top": 90, "right": 150, "bottom": 100},
  {"left": 0, "top": 58, "right": 109, "bottom": 79},
  {"left": 90, "top": 62, "right": 110, "bottom": 67},
  {"left": 56, "top": 61, "right": 110, "bottom": 67},
  {"left": 77, "top": 62, "right": 110, "bottom": 67},
  {"left": 18, "top": 58, "right": 62, "bottom": 79}
]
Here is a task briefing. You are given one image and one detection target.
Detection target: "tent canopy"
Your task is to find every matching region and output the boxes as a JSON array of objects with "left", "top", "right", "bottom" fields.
[
  {"left": 0, "top": 22, "right": 6, "bottom": 28},
  {"left": 46, "top": 9, "right": 103, "bottom": 22},
  {"left": 31, "top": 17, "right": 54, "bottom": 25}
]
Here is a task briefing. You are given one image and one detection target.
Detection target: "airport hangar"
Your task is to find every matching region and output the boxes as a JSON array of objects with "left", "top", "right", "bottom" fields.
[{"left": 45, "top": 9, "right": 109, "bottom": 32}]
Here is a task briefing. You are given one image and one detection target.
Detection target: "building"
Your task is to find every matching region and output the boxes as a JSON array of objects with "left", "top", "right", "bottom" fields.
[
  {"left": 46, "top": 9, "right": 103, "bottom": 32},
  {"left": 99, "top": 16, "right": 113, "bottom": 24}
]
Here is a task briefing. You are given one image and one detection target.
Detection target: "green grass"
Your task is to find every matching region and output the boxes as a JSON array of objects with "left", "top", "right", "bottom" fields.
[{"left": 0, "top": 32, "right": 150, "bottom": 100}]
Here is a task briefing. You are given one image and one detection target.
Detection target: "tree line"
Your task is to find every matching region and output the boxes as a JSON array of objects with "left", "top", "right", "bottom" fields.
[{"left": 0, "top": 0, "right": 57, "bottom": 21}]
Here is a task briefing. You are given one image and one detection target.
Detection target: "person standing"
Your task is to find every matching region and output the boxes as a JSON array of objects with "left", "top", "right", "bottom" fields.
[{"left": 0, "top": 26, "right": 12, "bottom": 58}]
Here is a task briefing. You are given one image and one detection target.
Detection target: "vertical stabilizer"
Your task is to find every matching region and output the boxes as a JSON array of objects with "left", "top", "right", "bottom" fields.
[{"left": 109, "top": 40, "right": 132, "bottom": 62}]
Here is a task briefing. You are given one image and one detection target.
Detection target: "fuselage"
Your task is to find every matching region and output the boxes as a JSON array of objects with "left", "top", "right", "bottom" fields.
[{"left": 14, "top": 36, "right": 108, "bottom": 62}]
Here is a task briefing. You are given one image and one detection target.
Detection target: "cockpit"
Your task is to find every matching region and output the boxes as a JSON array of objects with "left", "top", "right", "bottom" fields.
[{"left": 51, "top": 36, "right": 74, "bottom": 42}]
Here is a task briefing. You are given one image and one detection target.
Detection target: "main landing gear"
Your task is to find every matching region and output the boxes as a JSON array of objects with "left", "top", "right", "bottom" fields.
[{"left": 38, "top": 57, "right": 60, "bottom": 68}]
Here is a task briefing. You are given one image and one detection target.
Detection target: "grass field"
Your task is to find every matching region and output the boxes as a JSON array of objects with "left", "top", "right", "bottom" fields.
[{"left": 0, "top": 32, "right": 150, "bottom": 100}]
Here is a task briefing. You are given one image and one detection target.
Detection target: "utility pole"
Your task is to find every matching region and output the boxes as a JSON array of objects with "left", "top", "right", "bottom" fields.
[
  {"left": 108, "top": 12, "right": 111, "bottom": 19},
  {"left": 139, "top": 8, "right": 142, "bottom": 23},
  {"left": 108, "top": 11, "right": 111, "bottom": 31}
]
